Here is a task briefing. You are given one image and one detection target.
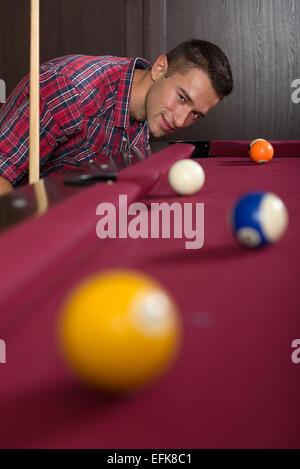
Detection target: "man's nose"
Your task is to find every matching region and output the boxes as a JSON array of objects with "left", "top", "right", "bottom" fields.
[{"left": 174, "top": 109, "right": 189, "bottom": 129}]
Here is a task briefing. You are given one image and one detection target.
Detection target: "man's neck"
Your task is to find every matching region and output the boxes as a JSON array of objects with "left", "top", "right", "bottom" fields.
[{"left": 129, "top": 69, "right": 152, "bottom": 122}]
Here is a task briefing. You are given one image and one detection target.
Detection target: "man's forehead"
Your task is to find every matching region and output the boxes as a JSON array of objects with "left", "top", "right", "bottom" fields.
[{"left": 171, "top": 68, "right": 211, "bottom": 89}]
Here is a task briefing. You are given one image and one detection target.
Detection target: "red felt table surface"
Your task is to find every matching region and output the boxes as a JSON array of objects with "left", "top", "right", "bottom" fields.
[{"left": 0, "top": 144, "right": 299, "bottom": 449}]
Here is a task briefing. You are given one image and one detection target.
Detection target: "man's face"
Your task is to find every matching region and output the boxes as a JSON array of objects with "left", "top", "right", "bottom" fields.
[{"left": 145, "top": 62, "right": 220, "bottom": 137}]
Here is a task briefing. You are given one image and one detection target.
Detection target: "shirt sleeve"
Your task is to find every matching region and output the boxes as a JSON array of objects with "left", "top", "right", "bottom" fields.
[{"left": 0, "top": 71, "right": 82, "bottom": 186}]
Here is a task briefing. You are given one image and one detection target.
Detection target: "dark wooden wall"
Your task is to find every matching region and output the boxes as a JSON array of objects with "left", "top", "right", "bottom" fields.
[
  {"left": 0, "top": 0, "right": 130, "bottom": 95},
  {"left": 0, "top": 0, "right": 299, "bottom": 140}
]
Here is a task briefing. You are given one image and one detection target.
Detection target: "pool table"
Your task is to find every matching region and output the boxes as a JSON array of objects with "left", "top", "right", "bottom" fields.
[{"left": 0, "top": 141, "right": 299, "bottom": 449}]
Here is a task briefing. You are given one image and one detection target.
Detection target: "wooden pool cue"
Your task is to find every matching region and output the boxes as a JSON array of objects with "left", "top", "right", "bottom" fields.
[
  {"left": 29, "top": 0, "right": 48, "bottom": 215},
  {"left": 34, "top": 179, "right": 48, "bottom": 215},
  {"left": 29, "top": 0, "right": 40, "bottom": 185}
]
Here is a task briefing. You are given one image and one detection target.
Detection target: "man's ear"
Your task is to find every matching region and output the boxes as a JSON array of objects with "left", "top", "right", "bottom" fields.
[{"left": 151, "top": 55, "right": 168, "bottom": 81}]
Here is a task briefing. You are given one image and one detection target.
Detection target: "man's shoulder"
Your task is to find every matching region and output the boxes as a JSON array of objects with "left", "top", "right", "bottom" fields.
[{"left": 40, "top": 55, "right": 133, "bottom": 87}]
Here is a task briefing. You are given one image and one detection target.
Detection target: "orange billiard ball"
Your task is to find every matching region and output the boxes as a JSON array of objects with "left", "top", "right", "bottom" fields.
[
  {"left": 58, "top": 270, "right": 181, "bottom": 393},
  {"left": 249, "top": 139, "right": 274, "bottom": 164}
]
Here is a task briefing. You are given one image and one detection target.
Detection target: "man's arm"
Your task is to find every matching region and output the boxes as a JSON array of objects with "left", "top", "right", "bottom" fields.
[{"left": 0, "top": 176, "right": 13, "bottom": 196}]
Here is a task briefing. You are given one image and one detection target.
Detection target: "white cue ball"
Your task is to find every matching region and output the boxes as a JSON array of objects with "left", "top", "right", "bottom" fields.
[{"left": 168, "top": 159, "right": 205, "bottom": 196}]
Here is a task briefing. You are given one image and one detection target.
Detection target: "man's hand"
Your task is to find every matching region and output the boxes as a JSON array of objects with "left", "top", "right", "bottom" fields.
[{"left": 0, "top": 177, "right": 13, "bottom": 196}]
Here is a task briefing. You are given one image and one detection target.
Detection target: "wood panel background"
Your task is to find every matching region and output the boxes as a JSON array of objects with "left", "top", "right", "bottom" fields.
[{"left": 0, "top": 0, "right": 299, "bottom": 140}]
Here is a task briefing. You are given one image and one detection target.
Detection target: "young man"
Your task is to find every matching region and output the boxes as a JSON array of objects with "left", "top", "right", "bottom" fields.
[{"left": 0, "top": 39, "right": 233, "bottom": 195}]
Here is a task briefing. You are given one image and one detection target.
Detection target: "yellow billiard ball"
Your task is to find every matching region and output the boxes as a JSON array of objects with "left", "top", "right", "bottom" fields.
[{"left": 58, "top": 270, "right": 181, "bottom": 393}]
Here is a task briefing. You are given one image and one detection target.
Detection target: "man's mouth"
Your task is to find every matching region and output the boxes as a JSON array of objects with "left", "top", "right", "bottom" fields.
[{"left": 161, "top": 115, "right": 175, "bottom": 132}]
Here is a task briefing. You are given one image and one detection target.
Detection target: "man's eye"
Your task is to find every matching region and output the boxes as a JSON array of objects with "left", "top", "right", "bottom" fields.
[
  {"left": 178, "top": 94, "right": 185, "bottom": 102},
  {"left": 192, "top": 112, "right": 200, "bottom": 119}
]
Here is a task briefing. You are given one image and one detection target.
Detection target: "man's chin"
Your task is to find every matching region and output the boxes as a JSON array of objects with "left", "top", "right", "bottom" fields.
[
  {"left": 151, "top": 131, "right": 166, "bottom": 138},
  {"left": 148, "top": 125, "right": 168, "bottom": 138}
]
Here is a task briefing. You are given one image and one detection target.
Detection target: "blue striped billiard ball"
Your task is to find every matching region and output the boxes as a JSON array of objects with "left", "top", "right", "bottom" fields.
[{"left": 231, "top": 192, "right": 288, "bottom": 248}]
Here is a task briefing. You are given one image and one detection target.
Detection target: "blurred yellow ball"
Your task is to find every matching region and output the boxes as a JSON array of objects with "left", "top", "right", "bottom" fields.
[{"left": 59, "top": 270, "right": 181, "bottom": 393}]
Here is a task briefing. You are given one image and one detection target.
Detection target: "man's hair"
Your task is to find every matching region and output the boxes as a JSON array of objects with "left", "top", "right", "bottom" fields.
[{"left": 166, "top": 39, "right": 233, "bottom": 98}]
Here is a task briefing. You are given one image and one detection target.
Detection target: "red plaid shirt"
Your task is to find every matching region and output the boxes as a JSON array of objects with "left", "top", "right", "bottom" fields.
[{"left": 0, "top": 55, "right": 151, "bottom": 186}]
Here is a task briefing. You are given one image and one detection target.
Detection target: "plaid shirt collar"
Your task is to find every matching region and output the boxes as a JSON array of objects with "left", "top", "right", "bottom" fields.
[{"left": 115, "top": 57, "right": 151, "bottom": 129}]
